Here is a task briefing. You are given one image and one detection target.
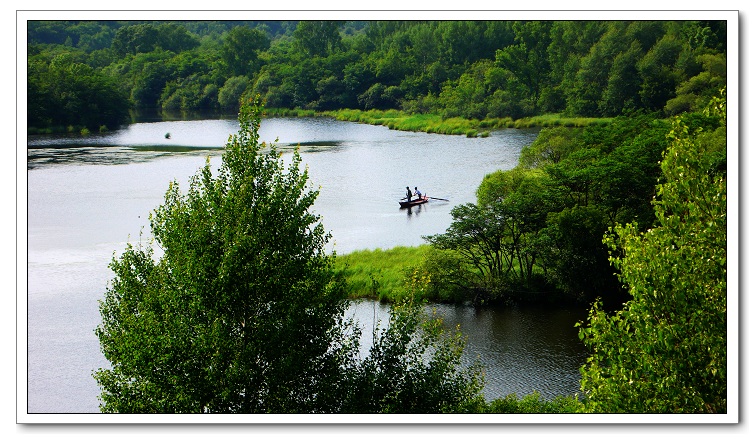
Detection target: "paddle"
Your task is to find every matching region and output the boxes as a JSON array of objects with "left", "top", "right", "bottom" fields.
[{"left": 427, "top": 196, "right": 449, "bottom": 201}]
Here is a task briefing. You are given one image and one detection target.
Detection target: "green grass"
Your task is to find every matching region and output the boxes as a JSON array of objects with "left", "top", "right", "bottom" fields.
[
  {"left": 323, "top": 109, "right": 611, "bottom": 136},
  {"left": 264, "top": 107, "right": 319, "bottom": 117},
  {"left": 335, "top": 245, "right": 432, "bottom": 302},
  {"left": 482, "top": 392, "right": 584, "bottom": 413}
]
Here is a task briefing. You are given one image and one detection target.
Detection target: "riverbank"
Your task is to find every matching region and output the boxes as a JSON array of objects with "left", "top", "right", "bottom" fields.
[
  {"left": 266, "top": 108, "right": 612, "bottom": 137},
  {"left": 29, "top": 108, "right": 610, "bottom": 137}
]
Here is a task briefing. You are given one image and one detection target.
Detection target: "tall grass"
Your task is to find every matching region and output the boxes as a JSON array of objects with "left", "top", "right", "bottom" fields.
[
  {"left": 324, "top": 109, "right": 611, "bottom": 136},
  {"left": 334, "top": 245, "right": 432, "bottom": 302},
  {"left": 263, "top": 107, "right": 319, "bottom": 117}
]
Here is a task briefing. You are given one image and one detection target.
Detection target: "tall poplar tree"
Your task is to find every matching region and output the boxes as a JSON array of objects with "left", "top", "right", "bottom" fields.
[
  {"left": 94, "top": 96, "right": 484, "bottom": 414},
  {"left": 578, "top": 91, "right": 727, "bottom": 413}
]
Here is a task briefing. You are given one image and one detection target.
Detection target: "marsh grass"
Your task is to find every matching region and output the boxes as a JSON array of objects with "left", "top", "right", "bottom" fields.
[
  {"left": 335, "top": 245, "right": 432, "bottom": 302},
  {"left": 264, "top": 108, "right": 319, "bottom": 117},
  {"left": 324, "top": 109, "right": 610, "bottom": 136}
]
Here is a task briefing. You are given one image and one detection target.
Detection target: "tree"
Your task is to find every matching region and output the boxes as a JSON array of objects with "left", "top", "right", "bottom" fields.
[
  {"left": 578, "top": 92, "right": 727, "bottom": 413},
  {"left": 95, "top": 96, "right": 350, "bottom": 413},
  {"left": 637, "top": 33, "right": 684, "bottom": 111},
  {"left": 424, "top": 168, "right": 552, "bottom": 305},
  {"left": 518, "top": 127, "right": 582, "bottom": 169},
  {"left": 94, "top": 96, "right": 484, "bottom": 413},
  {"left": 293, "top": 21, "right": 343, "bottom": 57},
  {"left": 111, "top": 23, "right": 198, "bottom": 57},
  {"left": 221, "top": 26, "right": 270, "bottom": 77},
  {"left": 342, "top": 293, "right": 485, "bottom": 413},
  {"left": 217, "top": 75, "right": 250, "bottom": 110},
  {"left": 27, "top": 53, "right": 130, "bottom": 130}
]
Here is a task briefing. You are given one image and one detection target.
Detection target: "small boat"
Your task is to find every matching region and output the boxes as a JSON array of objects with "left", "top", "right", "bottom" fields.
[{"left": 399, "top": 196, "right": 429, "bottom": 208}]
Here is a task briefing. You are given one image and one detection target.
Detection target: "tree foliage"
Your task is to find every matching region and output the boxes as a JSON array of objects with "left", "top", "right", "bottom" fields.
[
  {"left": 424, "top": 167, "right": 553, "bottom": 305},
  {"left": 577, "top": 91, "right": 727, "bottom": 413},
  {"left": 221, "top": 26, "right": 270, "bottom": 77},
  {"left": 425, "top": 111, "right": 672, "bottom": 307},
  {"left": 27, "top": 19, "right": 727, "bottom": 129},
  {"left": 27, "top": 52, "right": 130, "bottom": 130},
  {"left": 94, "top": 97, "right": 483, "bottom": 413}
]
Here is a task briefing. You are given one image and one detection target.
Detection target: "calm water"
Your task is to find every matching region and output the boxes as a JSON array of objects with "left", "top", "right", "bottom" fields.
[{"left": 26, "top": 116, "right": 587, "bottom": 414}]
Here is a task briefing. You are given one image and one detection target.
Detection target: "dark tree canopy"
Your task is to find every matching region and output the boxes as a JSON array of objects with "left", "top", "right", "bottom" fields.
[{"left": 27, "top": 19, "right": 727, "bottom": 127}]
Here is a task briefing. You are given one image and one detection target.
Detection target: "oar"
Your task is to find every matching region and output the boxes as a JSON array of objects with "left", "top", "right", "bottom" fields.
[{"left": 427, "top": 196, "right": 449, "bottom": 201}]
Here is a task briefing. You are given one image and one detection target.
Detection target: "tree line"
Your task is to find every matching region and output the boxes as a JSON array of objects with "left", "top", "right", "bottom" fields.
[{"left": 27, "top": 20, "right": 726, "bottom": 132}]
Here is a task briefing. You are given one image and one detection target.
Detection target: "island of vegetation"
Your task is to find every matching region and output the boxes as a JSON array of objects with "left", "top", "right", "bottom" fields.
[{"left": 28, "top": 20, "right": 727, "bottom": 414}]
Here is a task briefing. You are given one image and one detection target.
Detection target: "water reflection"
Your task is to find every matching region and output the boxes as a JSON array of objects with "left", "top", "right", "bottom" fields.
[{"left": 347, "top": 300, "right": 589, "bottom": 401}]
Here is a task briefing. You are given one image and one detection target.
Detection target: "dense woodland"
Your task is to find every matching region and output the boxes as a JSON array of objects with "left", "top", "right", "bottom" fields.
[{"left": 27, "top": 20, "right": 726, "bottom": 131}]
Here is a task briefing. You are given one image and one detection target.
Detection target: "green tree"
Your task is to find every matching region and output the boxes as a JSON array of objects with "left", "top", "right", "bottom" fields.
[
  {"left": 293, "top": 21, "right": 343, "bottom": 57},
  {"left": 111, "top": 23, "right": 198, "bottom": 56},
  {"left": 425, "top": 167, "right": 552, "bottom": 305},
  {"left": 94, "top": 96, "right": 484, "bottom": 413},
  {"left": 217, "top": 75, "right": 250, "bottom": 110},
  {"left": 665, "top": 52, "right": 726, "bottom": 115},
  {"left": 342, "top": 294, "right": 484, "bottom": 413},
  {"left": 637, "top": 32, "right": 683, "bottom": 111},
  {"left": 94, "top": 96, "right": 350, "bottom": 413},
  {"left": 27, "top": 52, "right": 130, "bottom": 130},
  {"left": 221, "top": 26, "right": 270, "bottom": 77},
  {"left": 518, "top": 127, "right": 582, "bottom": 169},
  {"left": 578, "top": 92, "right": 727, "bottom": 413}
]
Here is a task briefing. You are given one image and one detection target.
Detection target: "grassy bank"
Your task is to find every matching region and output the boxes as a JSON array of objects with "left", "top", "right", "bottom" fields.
[
  {"left": 334, "top": 245, "right": 432, "bottom": 302},
  {"left": 323, "top": 109, "right": 612, "bottom": 136}
]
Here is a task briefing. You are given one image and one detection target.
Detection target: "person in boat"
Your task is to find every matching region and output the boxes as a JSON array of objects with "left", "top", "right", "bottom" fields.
[
  {"left": 406, "top": 186, "right": 413, "bottom": 202},
  {"left": 414, "top": 187, "right": 424, "bottom": 200}
]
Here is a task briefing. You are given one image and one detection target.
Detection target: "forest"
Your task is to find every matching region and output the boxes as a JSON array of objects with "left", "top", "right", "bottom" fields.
[{"left": 27, "top": 20, "right": 726, "bottom": 132}]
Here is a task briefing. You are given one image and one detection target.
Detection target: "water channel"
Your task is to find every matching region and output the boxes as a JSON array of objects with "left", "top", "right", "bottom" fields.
[{"left": 25, "top": 116, "right": 589, "bottom": 413}]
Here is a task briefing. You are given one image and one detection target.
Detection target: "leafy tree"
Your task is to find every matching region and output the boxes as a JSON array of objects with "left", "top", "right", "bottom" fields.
[
  {"left": 665, "top": 52, "right": 726, "bottom": 115},
  {"left": 539, "top": 204, "right": 621, "bottom": 304},
  {"left": 566, "top": 22, "right": 628, "bottom": 117},
  {"left": 438, "top": 60, "right": 493, "bottom": 119},
  {"left": 637, "top": 32, "right": 683, "bottom": 111},
  {"left": 27, "top": 53, "right": 130, "bottom": 130},
  {"left": 578, "top": 92, "right": 727, "bottom": 413},
  {"left": 154, "top": 23, "right": 201, "bottom": 53},
  {"left": 342, "top": 294, "right": 485, "bottom": 413},
  {"left": 518, "top": 127, "right": 582, "bottom": 169},
  {"left": 293, "top": 21, "right": 343, "bottom": 57},
  {"left": 95, "top": 96, "right": 350, "bottom": 413},
  {"left": 600, "top": 39, "right": 643, "bottom": 115},
  {"left": 117, "top": 49, "right": 175, "bottom": 108},
  {"left": 492, "top": 21, "right": 552, "bottom": 114},
  {"left": 159, "top": 73, "right": 217, "bottom": 111},
  {"left": 217, "top": 75, "right": 250, "bottom": 110},
  {"left": 94, "top": 96, "right": 484, "bottom": 413},
  {"left": 221, "top": 26, "right": 270, "bottom": 77},
  {"left": 425, "top": 167, "right": 553, "bottom": 305},
  {"left": 111, "top": 23, "right": 198, "bottom": 56}
]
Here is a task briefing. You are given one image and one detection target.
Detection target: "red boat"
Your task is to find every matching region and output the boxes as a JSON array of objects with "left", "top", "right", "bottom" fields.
[{"left": 399, "top": 196, "right": 429, "bottom": 208}]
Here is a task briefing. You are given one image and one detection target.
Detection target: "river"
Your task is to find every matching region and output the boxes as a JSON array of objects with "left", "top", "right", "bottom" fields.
[{"left": 25, "top": 116, "right": 588, "bottom": 414}]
